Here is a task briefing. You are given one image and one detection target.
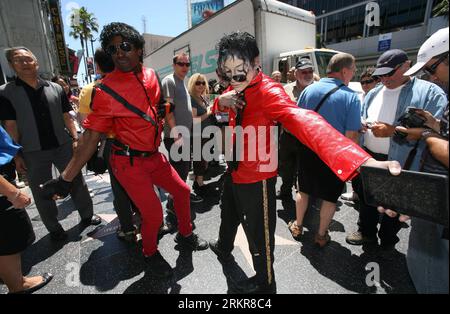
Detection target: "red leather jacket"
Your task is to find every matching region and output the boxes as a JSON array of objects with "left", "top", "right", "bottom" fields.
[
  {"left": 220, "top": 71, "right": 370, "bottom": 184},
  {"left": 83, "top": 67, "right": 164, "bottom": 152}
]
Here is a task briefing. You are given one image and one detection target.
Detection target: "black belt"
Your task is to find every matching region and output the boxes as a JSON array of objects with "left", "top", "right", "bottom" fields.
[{"left": 113, "top": 140, "right": 156, "bottom": 158}]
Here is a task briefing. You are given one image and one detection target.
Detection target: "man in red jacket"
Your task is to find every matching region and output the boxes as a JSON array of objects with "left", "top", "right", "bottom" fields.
[
  {"left": 208, "top": 32, "right": 401, "bottom": 293},
  {"left": 39, "top": 22, "right": 208, "bottom": 279}
]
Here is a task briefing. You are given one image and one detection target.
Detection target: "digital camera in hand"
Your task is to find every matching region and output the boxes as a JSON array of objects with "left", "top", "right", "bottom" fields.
[
  {"left": 393, "top": 107, "right": 428, "bottom": 142},
  {"left": 213, "top": 82, "right": 226, "bottom": 95}
]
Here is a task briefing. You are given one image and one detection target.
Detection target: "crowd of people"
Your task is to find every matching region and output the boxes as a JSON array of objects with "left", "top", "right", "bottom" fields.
[{"left": 0, "top": 22, "right": 448, "bottom": 294}]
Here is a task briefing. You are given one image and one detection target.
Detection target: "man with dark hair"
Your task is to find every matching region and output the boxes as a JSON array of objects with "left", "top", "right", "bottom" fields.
[
  {"left": 78, "top": 48, "right": 139, "bottom": 242},
  {"left": 40, "top": 22, "right": 208, "bottom": 278},
  {"left": 341, "top": 67, "right": 380, "bottom": 202},
  {"left": 0, "top": 47, "right": 97, "bottom": 241},
  {"left": 162, "top": 52, "right": 201, "bottom": 231},
  {"left": 359, "top": 67, "right": 380, "bottom": 96},
  {"left": 346, "top": 48, "right": 446, "bottom": 250},
  {"left": 209, "top": 31, "right": 400, "bottom": 293},
  {"left": 380, "top": 27, "right": 449, "bottom": 294}
]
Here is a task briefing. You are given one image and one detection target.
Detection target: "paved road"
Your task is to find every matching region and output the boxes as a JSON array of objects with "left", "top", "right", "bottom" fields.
[{"left": 1, "top": 164, "right": 416, "bottom": 294}]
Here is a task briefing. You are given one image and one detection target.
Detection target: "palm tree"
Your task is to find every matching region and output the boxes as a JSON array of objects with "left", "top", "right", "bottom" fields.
[
  {"left": 69, "top": 7, "right": 99, "bottom": 83},
  {"left": 433, "top": 0, "right": 449, "bottom": 19}
]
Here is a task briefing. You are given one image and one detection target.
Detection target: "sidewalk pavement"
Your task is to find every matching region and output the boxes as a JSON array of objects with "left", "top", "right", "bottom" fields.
[{"left": 1, "top": 165, "right": 416, "bottom": 294}]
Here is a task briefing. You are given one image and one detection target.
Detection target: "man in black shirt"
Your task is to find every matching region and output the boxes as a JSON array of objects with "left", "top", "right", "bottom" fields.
[{"left": 0, "top": 47, "right": 98, "bottom": 241}]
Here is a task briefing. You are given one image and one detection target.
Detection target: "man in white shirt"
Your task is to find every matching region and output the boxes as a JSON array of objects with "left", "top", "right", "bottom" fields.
[{"left": 346, "top": 49, "right": 447, "bottom": 249}]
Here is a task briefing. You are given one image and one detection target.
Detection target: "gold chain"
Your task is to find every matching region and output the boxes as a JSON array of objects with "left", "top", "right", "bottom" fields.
[{"left": 262, "top": 180, "right": 272, "bottom": 285}]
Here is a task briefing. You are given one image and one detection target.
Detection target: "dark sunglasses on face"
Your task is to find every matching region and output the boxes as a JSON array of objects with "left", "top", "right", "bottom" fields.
[
  {"left": 360, "top": 78, "right": 375, "bottom": 85},
  {"left": 195, "top": 81, "right": 206, "bottom": 86},
  {"left": 423, "top": 54, "right": 448, "bottom": 76},
  {"left": 378, "top": 62, "right": 405, "bottom": 78},
  {"left": 106, "top": 42, "right": 133, "bottom": 55},
  {"left": 176, "top": 62, "right": 191, "bottom": 67},
  {"left": 300, "top": 70, "right": 314, "bottom": 75},
  {"left": 221, "top": 74, "right": 247, "bottom": 83}
]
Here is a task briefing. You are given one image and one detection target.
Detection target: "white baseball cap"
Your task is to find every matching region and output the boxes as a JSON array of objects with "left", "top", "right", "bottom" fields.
[{"left": 404, "top": 27, "right": 449, "bottom": 76}]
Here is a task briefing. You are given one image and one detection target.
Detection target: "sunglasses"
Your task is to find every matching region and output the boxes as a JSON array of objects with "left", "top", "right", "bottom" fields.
[
  {"left": 221, "top": 74, "right": 247, "bottom": 83},
  {"left": 195, "top": 81, "right": 206, "bottom": 86},
  {"left": 360, "top": 79, "right": 375, "bottom": 85},
  {"left": 175, "top": 62, "right": 191, "bottom": 67},
  {"left": 106, "top": 42, "right": 133, "bottom": 55},
  {"left": 300, "top": 69, "right": 314, "bottom": 75},
  {"left": 423, "top": 54, "right": 448, "bottom": 76},
  {"left": 378, "top": 62, "right": 405, "bottom": 78}
]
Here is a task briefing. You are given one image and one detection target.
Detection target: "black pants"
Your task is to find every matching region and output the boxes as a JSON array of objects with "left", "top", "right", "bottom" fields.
[
  {"left": 217, "top": 173, "right": 277, "bottom": 288},
  {"left": 278, "top": 131, "right": 299, "bottom": 196},
  {"left": 355, "top": 147, "right": 401, "bottom": 245},
  {"left": 163, "top": 138, "right": 191, "bottom": 182},
  {"left": 193, "top": 137, "right": 209, "bottom": 177},
  {"left": 104, "top": 139, "right": 138, "bottom": 233},
  {"left": 163, "top": 137, "right": 196, "bottom": 222}
]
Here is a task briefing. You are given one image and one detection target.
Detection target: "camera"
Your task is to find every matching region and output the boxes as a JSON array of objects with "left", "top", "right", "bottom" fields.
[
  {"left": 213, "top": 81, "right": 227, "bottom": 95},
  {"left": 397, "top": 107, "right": 427, "bottom": 129},
  {"left": 393, "top": 107, "right": 427, "bottom": 142}
]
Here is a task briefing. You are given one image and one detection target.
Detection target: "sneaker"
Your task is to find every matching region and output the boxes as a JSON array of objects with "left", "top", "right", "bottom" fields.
[
  {"left": 314, "top": 231, "right": 331, "bottom": 248},
  {"left": 144, "top": 251, "right": 173, "bottom": 278},
  {"left": 345, "top": 231, "right": 377, "bottom": 246},
  {"left": 341, "top": 191, "right": 359, "bottom": 201},
  {"left": 209, "top": 239, "right": 233, "bottom": 263},
  {"left": 175, "top": 232, "right": 209, "bottom": 251},
  {"left": 288, "top": 220, "right": 303, "bottom": 239},
  {"left": 117, "top": 229, "right": 137, "bottom": 242},
  {"left": 190, "top": 193, "right": 203, "bottom": 203}
]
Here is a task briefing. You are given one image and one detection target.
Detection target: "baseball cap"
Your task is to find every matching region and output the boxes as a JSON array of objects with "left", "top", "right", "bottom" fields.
[
  {"left": 404, "top": 27, "right": 449, "bottom": 76},
  {"left": 296, "top": 58, "right": 314, "bottom": 70},
  {"left": 372, "top": 49, "right": 409, "bottom": 76}
]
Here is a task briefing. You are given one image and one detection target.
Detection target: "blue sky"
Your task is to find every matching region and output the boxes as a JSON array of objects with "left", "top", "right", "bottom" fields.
[
  {"left": 61, "top": 0, "right": 235, "bottom": 54},
  {"left": 61, "top": 0, "right": 235, "bottom": 84}
]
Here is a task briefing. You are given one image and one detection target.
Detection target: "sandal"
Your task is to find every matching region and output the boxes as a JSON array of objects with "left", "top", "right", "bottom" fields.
[{"left": 288, "top": 220, "right": 303, "bottom": 239}]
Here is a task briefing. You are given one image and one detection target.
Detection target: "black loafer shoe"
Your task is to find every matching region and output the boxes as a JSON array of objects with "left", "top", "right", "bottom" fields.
[
  {"left": 209, "top": 239, "right": 233, "bottom": 263},
  {"left": 9, "top": 273, "right": 54, "bottom": 294},
  {"left": 144, "top": 251, "right": 173, "bottom": 278},
  {"left": 175, "top": 232, "right": 209, "bottom": 251},
  {"left": 81, "top": 214, "right": 102, "bottom": 226},
  {"left": 50, "top": 230, "right": 68, "bottom": 241},
  {"left": 232, "top": 276, "right": 277, "bottom": 294}
]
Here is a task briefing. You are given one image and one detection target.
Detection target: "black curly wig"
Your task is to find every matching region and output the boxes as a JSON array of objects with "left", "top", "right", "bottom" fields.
[
  {"left": 216, "top": 32, "right": 259, "bottom": 71},
  {"left": 100, "top": 22, "right": 145, "bottom": 52}
]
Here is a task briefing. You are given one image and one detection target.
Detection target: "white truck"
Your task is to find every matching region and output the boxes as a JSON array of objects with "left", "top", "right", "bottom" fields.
[
  {"left": 144, "top": 0, "right": 320, "bottom": 81},
  {"left": 273, "top": 47, "right": 342, "bottom": 81}
]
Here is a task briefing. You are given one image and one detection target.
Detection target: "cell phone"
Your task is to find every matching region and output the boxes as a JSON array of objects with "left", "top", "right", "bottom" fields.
[
  {"left": 360, "top": 166, "right": 449, "bottom": 226},
  {"left": 365, "top": 122, "right": 374, "bottom": 129}
]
